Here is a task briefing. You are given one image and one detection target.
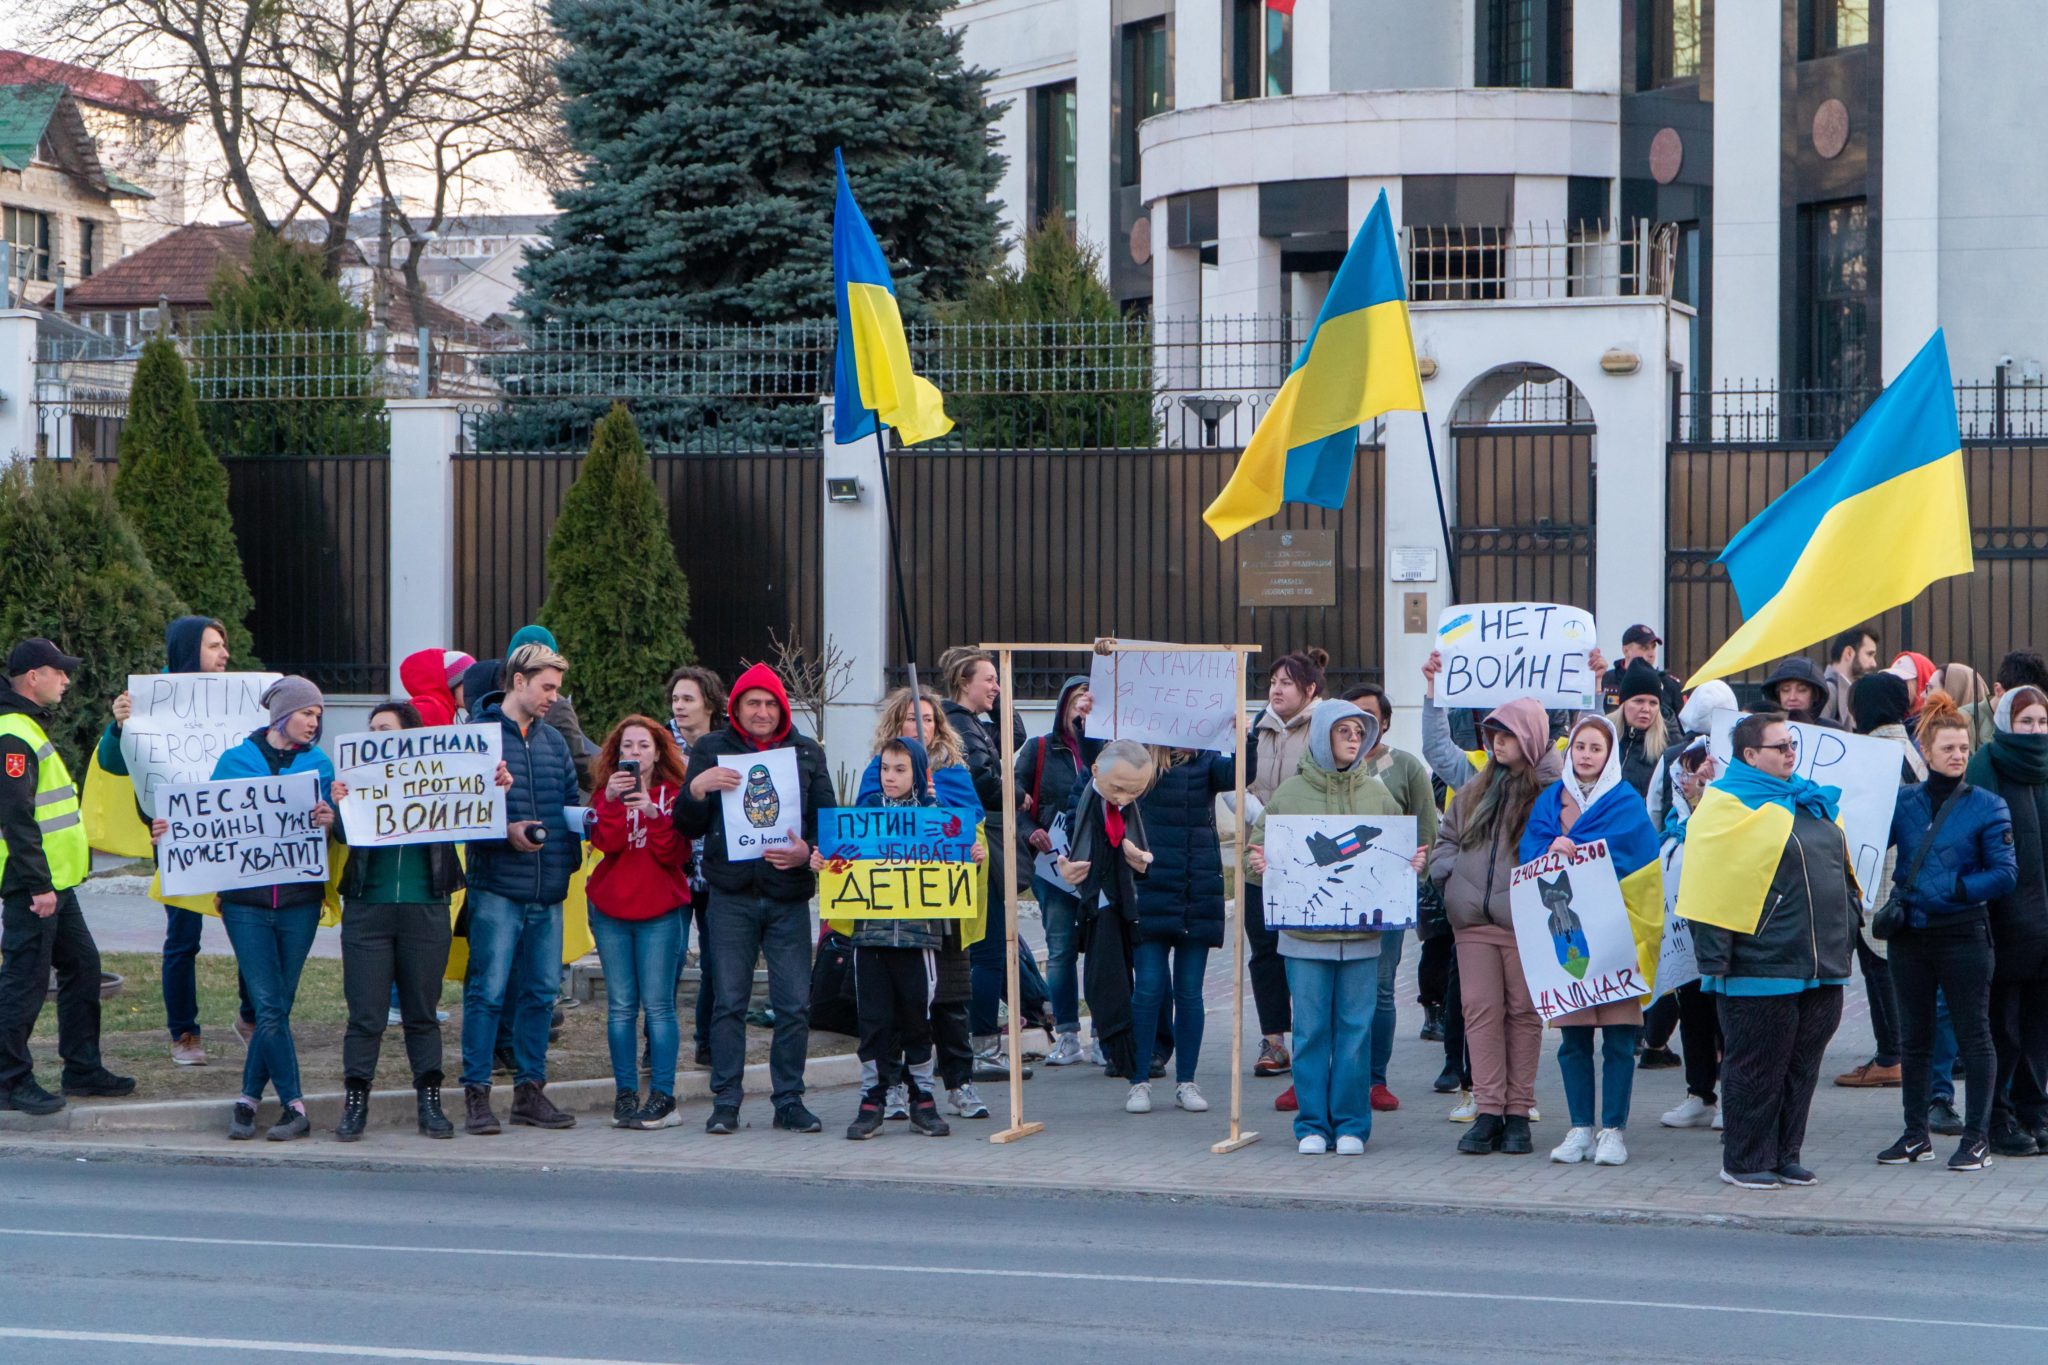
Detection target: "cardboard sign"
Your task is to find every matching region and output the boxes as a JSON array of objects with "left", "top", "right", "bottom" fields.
[
  {"left": 120, "top": 671, "right": 282, "bottom": 817},
  {"left": 1708, "top": 713, "right": 1901, "bottom": 908},
  {"left": 1085, "top": 642, "right": 1238, "bottom": 752},
  {"left": 818, "top": 805, "right": 979, "bottom": 920},
  {"left": 718, "top": 747, "right": 802, "bottom": 861},
  {"left": 158, "top": 772, "right": 327, "bottom": 896},
  {"left": 1509, "top": 840, "right": 1649, "bottom": 1022},
  {"left": 1652, "top": 841, "right": 1700, "bottom": 999},
  {"left": 1434, "top": 603, "right": 1598, "bottom": 711},
  {"left": 333, "top": 725, "right": 504, "bottom": 847},
  {"left": 1262, "top": 814, "right": 1419, "bottom": 931}
]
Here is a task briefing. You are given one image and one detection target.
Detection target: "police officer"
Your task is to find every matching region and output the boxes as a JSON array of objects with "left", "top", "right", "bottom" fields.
[{"left": 0, "top": 638, "right": 133, "bottom": 1114}]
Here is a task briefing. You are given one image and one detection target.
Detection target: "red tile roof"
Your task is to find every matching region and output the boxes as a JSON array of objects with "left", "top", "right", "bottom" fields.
[
  {"left": 63, "top": 223, "right": 253, "bottom": 309},
  {"left": 0, "top": 50, "right": 182, "bottom": 121}
]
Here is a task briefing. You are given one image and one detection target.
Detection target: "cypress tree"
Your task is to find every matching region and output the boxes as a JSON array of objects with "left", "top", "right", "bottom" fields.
[
  {"left": 517, "top": 0, "right": 1005, "bottom": 327},
  {"left": 536, "top": 404, "right": 695, "bottom": 731},
  {"left": 0, "top": 464, "right": 190, "bottom": 767},
  {"left": 113, "top": 338, "right": 259, "bottom": 664}
]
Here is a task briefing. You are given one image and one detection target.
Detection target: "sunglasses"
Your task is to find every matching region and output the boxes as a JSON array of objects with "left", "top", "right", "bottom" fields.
[{"left": 1751, "top": 740, "right": 1799, "bottom": 756}]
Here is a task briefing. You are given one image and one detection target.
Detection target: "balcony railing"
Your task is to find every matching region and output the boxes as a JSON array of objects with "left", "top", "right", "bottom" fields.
[{"left": 1406, "top": 219, "right": 1675, "bottom": 303}]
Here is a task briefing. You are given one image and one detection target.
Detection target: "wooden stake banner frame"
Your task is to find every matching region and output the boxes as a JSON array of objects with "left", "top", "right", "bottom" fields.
[{"left": 978, "top": 639, "right": 1262, "bottom": 1153}]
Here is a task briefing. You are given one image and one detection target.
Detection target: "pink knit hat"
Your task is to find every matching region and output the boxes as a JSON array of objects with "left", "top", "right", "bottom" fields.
[{"left": 443, "top": 650, "right": 476, "bottom": 687}]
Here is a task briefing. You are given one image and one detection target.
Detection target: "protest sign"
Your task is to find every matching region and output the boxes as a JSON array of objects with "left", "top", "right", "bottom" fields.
[
  {"left": 120, "top": 671, "right": 281, "bottom": 817},
  {"left": 1434, "top": 604, "right": 1598, "bottom": 712},
  {"left": 817, "top": 805, "right": 979, "bottom": 920},
  {"left": 718, "top": 747, "right": 803, "bottom": 861},
  {"left": 158, "top": 772, "right": 327, "bottom": 897},
  {"left": 1652, "top": 841, "right": 1700, "bottom": 999},
  {"left": 1509, "top": 839, "right": 1649, "bottom": 1022},
  {"left": 1086, "top": 642, "right": 1238, "bottom": 752},
  {"left": 333, "top": 725, "right": 504, "bottom": 847},
  {"left": 1262, "top": 815, "right": 1419, "bottom": 931},
  {"left": 1032, "top": 809, "right": 1071, "bottom": 885},
  {"left": 1709, "top": 712, "right": 1900, "bottom": 907}
]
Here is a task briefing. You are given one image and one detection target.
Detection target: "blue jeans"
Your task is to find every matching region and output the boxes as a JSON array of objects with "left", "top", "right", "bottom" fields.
[
  {"left": 969, "top": 889, "right": 1045, "bottom": 1036},
  {"left": 163, "top": 905, "right": 254, "bottom": 1038},
  {"left": 1558, "top": 1024, "right": 1641, "bottom": 1130},
  {"left": 1130, "top": 937, "right": 1209, "bottom": 1085},
  {"left": 1932, "top": 989, "right": 1959, "bottom": 1105},
  {"left": 219, "top": 903, "right": 319, "bottom": 1106},
  {"left": 706, "top": 892, "right": 811, "bottom": 1110},
  {"left": 1285, "top": 953, "right": 1376, "bottom": 1142},
  {"left": 589, "top": 908, "right": 686, "bottom": 1096},
  {"left": 1371, "top": 928, "right": 1406, "bottom": 1088},
  {"left": 1033, "top": 875, "right": 1081, "bottom": 1033},
  {"left": 460, "top": 891, "right": 562, "bottom": 1087}
]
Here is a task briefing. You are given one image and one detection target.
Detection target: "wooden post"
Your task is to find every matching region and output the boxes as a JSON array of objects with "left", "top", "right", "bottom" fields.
[
  {"left": 988, "top": 647, "right": 1043, "bottom": 1144},
  {"left": 1212, "top": 643, "right": 1260, "bottom": 1154}
]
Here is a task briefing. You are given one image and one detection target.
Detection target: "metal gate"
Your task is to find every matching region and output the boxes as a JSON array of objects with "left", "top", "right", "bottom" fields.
[{"left": 1449, "top": 424, "right": 1597, "bottom": 610}]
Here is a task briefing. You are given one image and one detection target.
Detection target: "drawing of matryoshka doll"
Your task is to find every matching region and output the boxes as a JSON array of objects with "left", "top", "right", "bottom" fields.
[{"left": 741, "top": 764, "right": 781, "bottom": 828}]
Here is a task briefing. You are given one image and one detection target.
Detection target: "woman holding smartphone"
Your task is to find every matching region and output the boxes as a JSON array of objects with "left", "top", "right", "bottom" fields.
[{"left": 588, "top": 715, "right": 694, "bottom": 1130}]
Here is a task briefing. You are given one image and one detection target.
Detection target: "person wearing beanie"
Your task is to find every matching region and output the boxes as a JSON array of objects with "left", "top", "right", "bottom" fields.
[
  {"left": 156, "top": 675, "right": 337, "bottom": 1141},
  {"left": 1834, "top": 670, "right": 1921, "bottom": 1091},
  {"left": 1608, "top": 659, "right": 1678, "bottom": 801},
  {"left": 1760, "top": 657, "right": 1844, "bottom": 730},
  {"left": 444, "top": 651, "right": 476, "bottom": 717}
]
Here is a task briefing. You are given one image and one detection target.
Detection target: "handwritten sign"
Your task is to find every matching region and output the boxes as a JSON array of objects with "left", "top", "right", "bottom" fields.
[
  {"left": 1509, "top": 839, "right": 1647, "bottom": 1022},
  {"left": 1709, "top": 713, "right": 1901, "bottom": 908},
  {"left": 158, "top": 772, "right": 327, "bottom": 896},
  {"left": 1262, "top": 815, "right": 1419, "bottom": 931},
  {"left": 121, "top": 671, "right": 281, "bottom": 817},
  {"left": 1434, "top": 603, "right": 1598, "bottom": 711},
  {"left": 1652, "top": 841, "right": 1700, "bottom": 999},
  {"left": 1086, "top": 642, "right": 1238, "bottom": 752},
  {"left": 1032, "top": 810, "right": 1072, "bottom": 885},
  {"left": 718, "top": 746, "right": 802, "bottom": 861},
  {"left": 334, "top": 725, "right": 504, "bottom": 847},
  {"left": 818, "top": 806, "right": 979, "bottom": 920}
]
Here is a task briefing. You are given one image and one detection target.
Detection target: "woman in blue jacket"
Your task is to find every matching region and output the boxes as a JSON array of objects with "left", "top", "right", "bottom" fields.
[
  {"left": 1122, "top": 742, "right": 1235, "bottom": 1116},
  {"left": 1878, "top": 695, "right": 2018, "bottom": 1172},
  {"left": 155, "top": 677, "right": 336, "bottom": 1142}
]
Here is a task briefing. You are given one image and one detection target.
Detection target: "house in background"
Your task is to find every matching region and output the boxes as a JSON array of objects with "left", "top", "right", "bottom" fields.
[
  {"left": 343, "top": 207, "right": 553, "bottom": 325},
  {"left": 0, "top": 83, "right": 151, "bottom": 306},
  {"left": 0, "top": 51, "right": 188, "bottom": 251}
]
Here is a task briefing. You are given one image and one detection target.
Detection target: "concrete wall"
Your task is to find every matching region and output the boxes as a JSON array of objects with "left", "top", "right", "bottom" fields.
[{"left": 1708, "top": 0, "right": 1781, "bottom": 388}]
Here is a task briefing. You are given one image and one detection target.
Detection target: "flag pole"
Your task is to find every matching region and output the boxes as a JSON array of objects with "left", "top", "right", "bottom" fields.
[
  {"left": 1417, "top": 411, "right": 1460, "bottom": 603},
  {"left": 871, "top": 421, "right": 919, "bottom": 677}
]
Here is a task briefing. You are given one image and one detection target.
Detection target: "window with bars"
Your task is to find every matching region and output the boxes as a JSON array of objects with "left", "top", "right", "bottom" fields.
[
  {"left": 1027, "top": 81, "right": 1078, "bottom": 233},
  {"left": 3, "top": 206, "right": 52, "bottom": 282},
  {"left": 1800, "top": 198, "right": 1870, "bottom": 392}
]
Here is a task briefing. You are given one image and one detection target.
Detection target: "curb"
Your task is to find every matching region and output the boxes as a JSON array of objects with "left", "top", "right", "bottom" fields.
[{"left": 0, "top": 1051, "right": 867, "bottom": 1136}]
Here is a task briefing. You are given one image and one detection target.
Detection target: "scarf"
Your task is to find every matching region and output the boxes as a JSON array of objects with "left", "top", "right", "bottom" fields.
[
  {"left": 1563, "top": 715, "right": 1623, "bottom": 813},
  {"left": 1986, "top": 731, "right": 2048, "bottom": 787},
  {"left": 1714, "top": 757, "right": 1842, "bottom": 824}
]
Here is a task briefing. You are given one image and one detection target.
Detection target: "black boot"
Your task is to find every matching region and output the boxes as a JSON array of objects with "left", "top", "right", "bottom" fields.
[
  {"left": 336, "top": 1079, "right": 370, "bottom": 1142},
  {"left": 846, "top": 1089, "right": 886, "bottom": 1140},
  {"left": 1500, "top": 1115, "right": 1534, "bottom": 1155},
  {"left": 1419, "top": 1004, "right": 1445, "bottom": 1043},
  {"left": 1458, "top": 1113, "right": 1505, "bottom": 1154},
  {"left": 416, "top": 1077, "right": 454, "bottom": 1139}
]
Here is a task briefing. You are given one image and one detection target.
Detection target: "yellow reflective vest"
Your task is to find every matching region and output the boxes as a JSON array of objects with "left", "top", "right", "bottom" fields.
[{"left": 0, "top": 711, "right": 90, "bottom": 893}]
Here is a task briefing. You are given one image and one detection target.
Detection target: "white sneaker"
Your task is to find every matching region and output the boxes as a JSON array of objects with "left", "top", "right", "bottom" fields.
[
  {"left": 1335, "top": 1134, "right": 1365, "bottom": 1156},
  {"left": 1528, "top": 1105, "right": 1541, "bottom": 1123},
  {"left": 1594, "top": 1127, "right": 1629, "bottom": 1166},
  {"left": 1447, "top": 1090, "right": 1477, "bottom": 1123},
  {"left": 946, "top": 1084, "right": 989, "bottom": 1119},
  {"left": 1297, "top": 1133, "right": 1329, "bottom": 1155},
  {"left": 1125, "top": 1082, "right": 1153, "bottom": 1114},
  {"left": 1089, "top": 1040, "right": 1106, "bottom": 1067},
  {"left": 1044, "top": 1032, "right": 1084, "bottom": 1066},
  {"left": 884, "top": 1084, "right": 909, "bottom": 1120},
  {"left": 1662, "top": 1095, "right": 1717, "bottom": 1129},
  {"left": 1550, "top": 1126, "right": 1596, "bottom": 1164},
  {"left": 387, "top": 1007, "right": 403, "bottom": 1026},
  {"left": 1175, "top": 1082, "right": 1208, "bottom": 1112}
]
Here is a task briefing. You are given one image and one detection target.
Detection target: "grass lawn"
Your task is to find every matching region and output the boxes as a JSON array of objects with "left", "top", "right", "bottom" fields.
[{"left": 30, "top": 950, "right": 851, "bottom": 1103}]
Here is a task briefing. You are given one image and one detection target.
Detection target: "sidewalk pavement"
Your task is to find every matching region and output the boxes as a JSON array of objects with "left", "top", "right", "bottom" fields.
[{"left": 9, "top": 906, "right": 2044, "bottom": 1238}]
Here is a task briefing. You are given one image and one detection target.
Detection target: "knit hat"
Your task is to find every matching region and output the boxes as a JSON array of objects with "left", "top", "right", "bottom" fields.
[
  {"left": 261, "top": 675, "right": 324, "bottom": 728},
  {"left": 507, "top": 624, "right": 557, "bottom": 655},
  {"left": 1849, "top": 672, "right": 1910, "bottom": 734},
  {"left": 1618, "top": 658, "right": 1665, "bottom": 703},
  {"left": 443, "top": 650, "right": 476, "bottom": 687}
]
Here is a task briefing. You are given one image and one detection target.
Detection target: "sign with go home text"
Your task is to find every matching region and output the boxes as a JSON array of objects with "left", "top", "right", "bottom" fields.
[
  {"left": 334, "top": 725, "right": 504, "bottom": 847},
  {"left": 1434, "top": 603, "right": 1598, "bottom": 712},
  {"left": 818, "top": 806, "right": 979, "bottom": 920},
  {"left": 158, "top": 772, "right": 327, "bottom": 897},
  {"left": 1086, "top": 641, "right": 1238, "bottom": 752},
  {"left": 120, "top": 671, "right": 281, "bottom": 817}
]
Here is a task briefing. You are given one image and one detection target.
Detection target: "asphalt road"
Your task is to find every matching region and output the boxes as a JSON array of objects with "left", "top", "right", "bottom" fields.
[{"left": 0, "top": 1154, "right": 2041, "bottom": 1364}]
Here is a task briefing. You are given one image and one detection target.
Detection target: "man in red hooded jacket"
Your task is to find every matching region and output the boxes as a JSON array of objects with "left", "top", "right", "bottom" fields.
[{"left": 673, "top": 664, "right": 836, "bottom": 1136}]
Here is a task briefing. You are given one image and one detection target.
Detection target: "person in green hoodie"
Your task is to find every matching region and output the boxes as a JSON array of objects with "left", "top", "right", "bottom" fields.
[{"left": 1246, "top": 700, "right": 1426, "bottom": 1155}]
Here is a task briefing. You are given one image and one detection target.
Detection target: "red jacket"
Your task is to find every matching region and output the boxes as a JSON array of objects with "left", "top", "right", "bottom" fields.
[
  {"left": 399, "top": 648, "right": 459, "bottom": 728},
  {"left": 587, "top": 783, "right": 692, "bottom": 920}
]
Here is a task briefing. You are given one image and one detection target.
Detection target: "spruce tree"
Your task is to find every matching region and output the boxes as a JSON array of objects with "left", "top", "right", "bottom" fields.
[
  {"left": 0, "top": 464, "right": 190, "bottom": 766},
  {"left": 948, "top": 222, "right": 1157, "bottom": 447},
  {"left": 194, "top": 230, "right": 382, "bottom": 456},
  {"left": 536, "top": 404, "right": 695, "bottom": 731},
  {"left": 518, "top": 0, "right": 1005, "bottom": 327},
  {"left": 113, "top": 337, "right": 259, "bottom": 664}
]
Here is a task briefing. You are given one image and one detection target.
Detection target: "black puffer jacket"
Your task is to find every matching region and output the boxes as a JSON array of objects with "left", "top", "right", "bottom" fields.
[
  {"left": 1015, "top": 676, "right": 1092, "bottom": 851},
  {"left": 1968, "top": 735, "right": 2048, "bottom": 967},
  {"left": 1691, "top": 811, "right": 1860, "bottom": 984},
  {"left": 1133, "top": 750, "right": 1234, "bottom": 947},
  {"left": 1615, "top": 716, "right": 1677, "bottom": 799},
  {"left": 464, "top": 696, "right": 582, "bottom": 904}
]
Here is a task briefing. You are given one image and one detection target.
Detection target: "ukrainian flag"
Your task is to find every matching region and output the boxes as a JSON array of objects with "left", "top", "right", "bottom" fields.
[
  {"left": 831, "top": 149, "right": 952, "bottom": 447},
  {"left": 1204, "top": 188, "right": 1423, "bottom": 540},
  {"left": 1687, "top": 331, "right": 1973, "bottom": 687}
]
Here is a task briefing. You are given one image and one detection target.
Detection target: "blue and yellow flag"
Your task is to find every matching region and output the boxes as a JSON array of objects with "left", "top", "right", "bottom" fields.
[
  {"left": 831, "top": 149, "right": 952, "bottom": 447},
  {"left": 1687, "top": 331, "right": 1972, "bottom": 686},
  {"left": 1203, "top": 188, "right": 1422, "bottom": 540}
]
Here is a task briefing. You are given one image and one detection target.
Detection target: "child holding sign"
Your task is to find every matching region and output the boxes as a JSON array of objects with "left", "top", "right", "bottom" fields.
[{"left": 818, "top": 737, "right": 981, "bottom": 1140}]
